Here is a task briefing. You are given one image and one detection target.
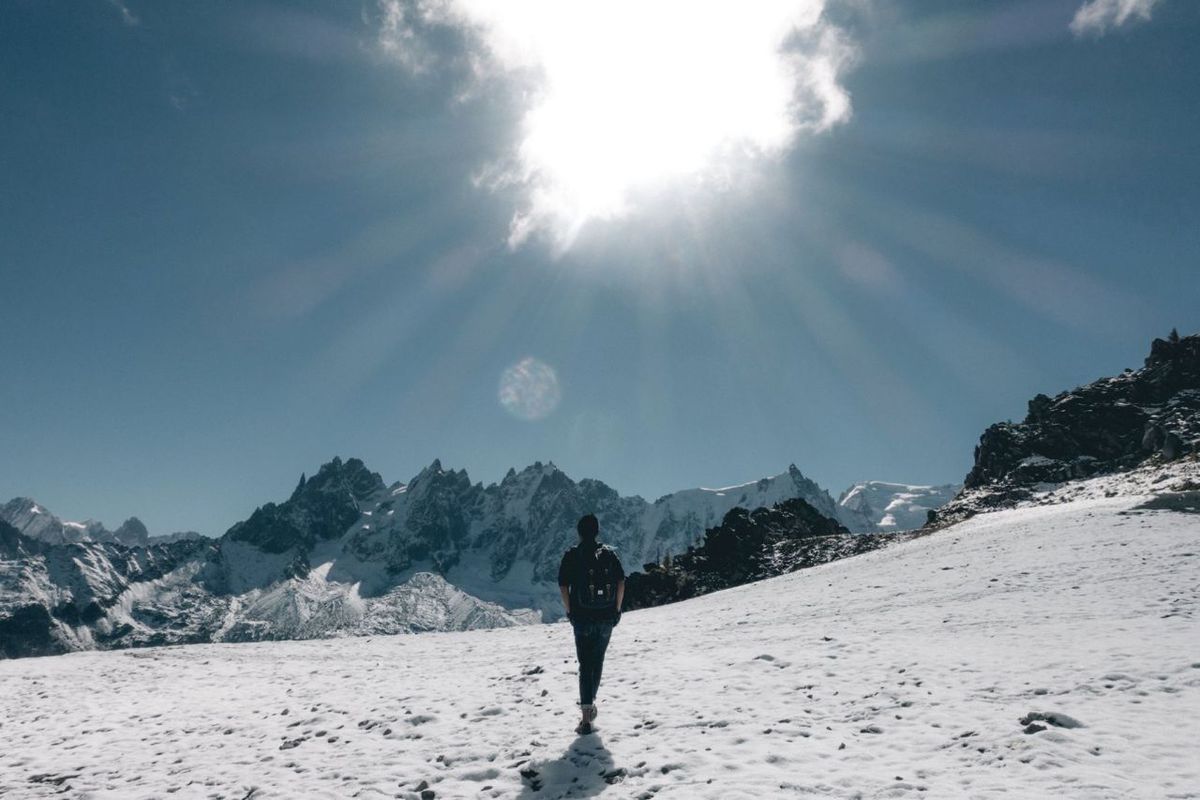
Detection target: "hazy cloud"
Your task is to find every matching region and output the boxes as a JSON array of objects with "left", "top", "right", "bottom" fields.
[
  {"left": 377, "top": 1, "right": 856, "bottom": 250},
  {"left": 1070, "top": 0, "right": 1161, "bottom": 36}
]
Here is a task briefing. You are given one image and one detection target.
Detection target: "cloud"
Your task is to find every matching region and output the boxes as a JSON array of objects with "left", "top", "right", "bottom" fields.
[
  {"left": 378, "top": 0, "right": 436, "bottom": 72},
  {"left": 1069, "top": 0, "right": 1162, "bottom": 36},
  {"left": 107, "top": 0, "right": 140, "bottom": 27},
  {"left": 377, "top": 1, "right": 856, "bottom": 250}
]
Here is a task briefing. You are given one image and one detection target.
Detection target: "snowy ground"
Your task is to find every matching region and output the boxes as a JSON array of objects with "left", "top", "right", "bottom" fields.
[{"left": 1, "top": 493, "right": 1197, "bottom": 799}]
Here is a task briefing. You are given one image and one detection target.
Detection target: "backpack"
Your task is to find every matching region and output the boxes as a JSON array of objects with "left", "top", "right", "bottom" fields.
[{"left": 573, "top": 545, "right": 620, "bottom": 612}]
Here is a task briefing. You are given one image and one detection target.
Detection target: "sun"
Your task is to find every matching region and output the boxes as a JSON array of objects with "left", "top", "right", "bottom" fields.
[{"left": 384, "top": 1, "right": 854, "bottom": 249}]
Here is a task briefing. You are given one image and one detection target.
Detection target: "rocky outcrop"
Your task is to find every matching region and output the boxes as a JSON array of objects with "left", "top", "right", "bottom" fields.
[
  {"left": 937, "top": 331, "right": 1200, "bottom": 525},
  {"left": 623, "top": 498, "right": 909, "bottom": 611}
]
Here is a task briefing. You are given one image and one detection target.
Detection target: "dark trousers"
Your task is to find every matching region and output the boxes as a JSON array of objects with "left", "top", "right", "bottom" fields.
[{"left": 571, "top": 619, "right": 614, "bottom": 706}]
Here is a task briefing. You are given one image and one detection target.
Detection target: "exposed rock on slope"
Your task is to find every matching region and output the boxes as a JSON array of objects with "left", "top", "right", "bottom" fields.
[
  {"left": 624, "top": 498, "right": 911, "bottom": 610},
  {"left": 938, "top": 331, "right": 1200, "bottom": 524}
]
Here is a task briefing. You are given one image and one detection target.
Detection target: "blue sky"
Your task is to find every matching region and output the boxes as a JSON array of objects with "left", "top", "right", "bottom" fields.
[{"left": 1, "top": 0, "right": 1197, "bottom": 537}]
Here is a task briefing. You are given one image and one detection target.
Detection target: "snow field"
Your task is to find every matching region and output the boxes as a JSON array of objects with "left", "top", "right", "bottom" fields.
[{"left": 1, "top": 496, "right": 1197, "bottom": 799}]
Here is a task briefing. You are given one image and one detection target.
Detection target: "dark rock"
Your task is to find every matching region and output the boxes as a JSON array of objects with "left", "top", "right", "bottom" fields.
[
  {"left": 939, "top": 332, "right": 1200, "bottom": 525},
  {"left": 224, "top": 457, "right": 385, "bottom": 555},
  {"left": 624, "top": 499, "right": 910, "bottom": 611},
  {"left": 602, "top": 767, "right": 627, "bottom": 784},
  {"left": 1163, "top": 431, "right": 1186, "bottom": 460},
  {"left": 0, "top": 602, "right": 59, "bottom": 659},
  {"left": 1019, "top": 711, "right": 1083, "bottom": 729}
]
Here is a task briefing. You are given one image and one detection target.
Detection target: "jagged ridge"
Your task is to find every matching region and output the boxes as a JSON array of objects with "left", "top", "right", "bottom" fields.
[
  {"left": 1, "top": 458, "right": 879, "bottom": 658},
  {"left": 937, "top": 331, "right": 1199, "bottom": 525}
]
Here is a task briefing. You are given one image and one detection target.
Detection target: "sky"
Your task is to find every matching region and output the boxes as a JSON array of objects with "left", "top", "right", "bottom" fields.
[{"left": 1, "top": 0, "right": 1197, "bottom": 537}]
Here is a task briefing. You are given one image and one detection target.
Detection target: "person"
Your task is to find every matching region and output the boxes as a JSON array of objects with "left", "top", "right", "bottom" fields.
[{"left": 558, "top": 513, "right": 625, "bottom": 735}]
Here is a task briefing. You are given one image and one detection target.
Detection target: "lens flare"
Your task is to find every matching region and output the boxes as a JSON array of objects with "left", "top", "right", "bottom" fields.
[{"left": 498, "top": 357, "right": 562, "bottom": 420}]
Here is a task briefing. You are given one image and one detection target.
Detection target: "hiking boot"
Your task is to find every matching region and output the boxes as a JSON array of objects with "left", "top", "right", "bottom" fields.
[
  {"left": 574, "top": 720, "right": 593, "bottom": 735},
  {"left": 584, "top": 704, "right": 598, "bottom": 723}
]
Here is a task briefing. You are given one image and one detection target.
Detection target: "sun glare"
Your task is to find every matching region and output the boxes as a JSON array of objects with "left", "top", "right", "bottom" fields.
[{"left": 383, "top": 1, "right": 854, "bottom": 249}]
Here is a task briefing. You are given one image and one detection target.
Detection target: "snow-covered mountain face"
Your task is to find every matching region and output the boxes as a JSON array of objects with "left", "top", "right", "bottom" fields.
[
  {"left": 216, "top": 458, "right": 860, "bottom": 614},
  {"left": 0, "top": 498, "right": 109, "bottom": 544},
  {"left": 0, "top": 457, "right": 864, "bottom": 658},
  {"left": 0, "top": 519, "right": 535, "bottom": 659},
  {"left": 0, "top": 497, "right": 201, "bottom": 546},
  {"left": 0, "top": 522, "right": 218, "bottom": 658},
  {"left": 837, "top": 481, "right": 961, "bottom": 532}
]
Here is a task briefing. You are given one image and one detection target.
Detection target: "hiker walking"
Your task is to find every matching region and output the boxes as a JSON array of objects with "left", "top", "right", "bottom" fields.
[{"left": 558, "top": 513, "right": 625, "bottom": 735}]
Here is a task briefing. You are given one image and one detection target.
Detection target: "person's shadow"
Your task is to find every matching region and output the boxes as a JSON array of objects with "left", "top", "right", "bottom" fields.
[{"left": 513, "top": 732, "right": 618, "bottom": 799}]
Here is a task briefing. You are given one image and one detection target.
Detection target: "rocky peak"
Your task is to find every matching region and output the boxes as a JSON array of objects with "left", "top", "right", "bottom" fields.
[
  {"left": 294, "top": 457, "right": 385, "bottom": 503},
  {"left": 786, "top": 463, "right": 819, "bottom": 492},
  {"left": 1, "top": 497, "right": 46, "bottom": 528},
  {"left": 407, "top": 460, "right": 475, "bottom": 497},
  {"left": 4, "top": 497, "right": 38, "bottom": 514},
  {"left": 225, "top": 456, "right": 385, "bottom": 555},
  {"left": 1141, "top": 332, "right": 1200, "bottom": 396},
  {"left": 113, "top": 517, "right": 150, "bottom": 546},
  {"left": 938, "top": 331, "right": 1199, "bottom": 525},
  {"left": 0, "top": 497, "right": 107, "bottom": 544}
]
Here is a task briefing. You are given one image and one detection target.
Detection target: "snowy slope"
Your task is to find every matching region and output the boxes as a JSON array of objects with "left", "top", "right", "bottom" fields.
[
  {"left": 837, "top": 481, "right": 960, "bottom": 532},
  {"left": 2, "top": 479, "right": 1196, "bottom": 798}
]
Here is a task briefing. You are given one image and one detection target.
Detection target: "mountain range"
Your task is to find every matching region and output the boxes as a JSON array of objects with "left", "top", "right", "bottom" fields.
[
  {"left": 2, "top": 330, "right": 1194, "bottom": 660},
  {"left": 0, "top": 497, "right": 201, "bottom": 546},
  {"left": 0, "top": 456, "right": 952, "bottom": 658}
]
